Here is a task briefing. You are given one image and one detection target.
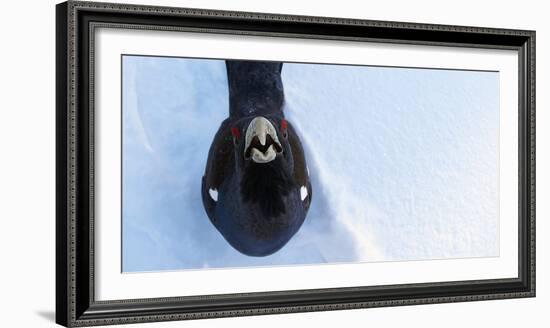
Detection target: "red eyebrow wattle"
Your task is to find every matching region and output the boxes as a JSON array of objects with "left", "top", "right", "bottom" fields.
[
  {"left": 230, "top": 127, "right": 240, "bottom": 138},
  {"left": 281, "top": 119, "right": 287, "bottom": 130}
]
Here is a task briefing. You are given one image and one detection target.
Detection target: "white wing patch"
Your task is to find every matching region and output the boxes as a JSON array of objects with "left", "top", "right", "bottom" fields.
[
  {"left": 208, "top": 188, "right": 218, "bottom": 202},
  {"left": 300, "top": 186, "right": 308, "bottom": 201}
]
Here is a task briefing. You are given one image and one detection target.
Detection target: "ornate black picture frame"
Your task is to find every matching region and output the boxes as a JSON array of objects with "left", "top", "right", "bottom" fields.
[{"left": 56, "top": 1, "right": 535, "bottom": 326}]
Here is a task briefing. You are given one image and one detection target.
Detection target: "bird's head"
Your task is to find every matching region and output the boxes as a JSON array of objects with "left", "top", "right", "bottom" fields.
[
  {"left": 229, "top": 115, "right": 297, "bottom": 218},
  {"left": 202, "top": 113, "right": 311, "bottom": 256}
]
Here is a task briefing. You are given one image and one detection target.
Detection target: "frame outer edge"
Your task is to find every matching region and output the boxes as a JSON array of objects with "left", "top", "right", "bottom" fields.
[
  {"left": 69, "top": 0, "right": 532, "bottom": 37},
  {"left": 529, "top": 31, "right": 535, "bottom": 296},
  {"left": 68, "top": 0, "right": 79, "bottom": 326},
  {"left": 59, "top": 0, "right": 537, "bottom": 326},
  {"left": 56, "top": 1, "right": 70, "bottom": 327}
]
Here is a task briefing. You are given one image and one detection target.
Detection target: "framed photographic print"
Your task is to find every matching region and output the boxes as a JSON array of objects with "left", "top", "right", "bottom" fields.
[{"left": 56, "top": 0, "right": 536, "bottom": 326}]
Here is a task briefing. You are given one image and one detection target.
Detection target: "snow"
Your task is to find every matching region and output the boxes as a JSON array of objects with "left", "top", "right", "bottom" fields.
[{"left": 122, "top": 56, "right": 499, "bottom": 272}]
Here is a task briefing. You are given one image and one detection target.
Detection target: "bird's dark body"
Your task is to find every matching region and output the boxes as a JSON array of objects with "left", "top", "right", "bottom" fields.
[{"left": 201, "top": 60, "right": 312, "bottom": 256}]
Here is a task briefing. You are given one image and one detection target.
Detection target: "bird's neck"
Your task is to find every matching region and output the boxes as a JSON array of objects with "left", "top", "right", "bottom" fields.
[{"left": 226, "top": 60, "right": 285, "bottom": 119}]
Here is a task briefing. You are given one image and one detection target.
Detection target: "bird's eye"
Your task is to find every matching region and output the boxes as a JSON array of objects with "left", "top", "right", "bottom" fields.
[{"left": 280, "top": 120, "right": 288, "bottom": 138}]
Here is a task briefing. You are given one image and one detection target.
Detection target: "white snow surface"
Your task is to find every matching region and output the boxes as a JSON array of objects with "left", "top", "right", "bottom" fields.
[{"left": 122, "top": 56, "right": 499, "bottom": 272}]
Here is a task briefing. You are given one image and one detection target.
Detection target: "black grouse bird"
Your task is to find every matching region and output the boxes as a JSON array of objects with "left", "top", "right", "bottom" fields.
[{"left": 201, "top": 60, "right": 312, "bottom": 256}]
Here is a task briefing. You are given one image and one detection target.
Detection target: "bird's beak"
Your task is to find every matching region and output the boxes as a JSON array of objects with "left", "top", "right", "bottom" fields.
[{"left": 244, "top": 116, "right": 283, "bottom": 163}]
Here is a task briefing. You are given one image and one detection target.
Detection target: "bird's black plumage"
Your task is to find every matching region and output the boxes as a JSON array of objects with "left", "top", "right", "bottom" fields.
[
  {"left": 201, "top": 60, "right": 312, "bottom": 256},
  {"left": 240, "top": 159, "right": 297, "bottom": 218}
]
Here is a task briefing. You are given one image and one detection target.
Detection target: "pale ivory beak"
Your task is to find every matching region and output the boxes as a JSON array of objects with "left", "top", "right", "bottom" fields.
[
  {"left": 244, "top": 116, "right": 282, "bottom": 164},
  {"left": 250, "top": 145, "right": 277, "bottom": 163}
]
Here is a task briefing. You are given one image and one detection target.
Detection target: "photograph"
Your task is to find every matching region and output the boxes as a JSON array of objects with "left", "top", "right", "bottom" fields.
[{"left": 122, "top": 55, "right": 500, "bottom": 272}]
